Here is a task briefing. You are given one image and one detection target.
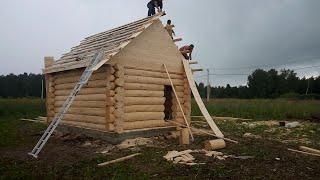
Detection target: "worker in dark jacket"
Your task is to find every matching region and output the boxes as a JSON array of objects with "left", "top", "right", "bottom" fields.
[
  {"left": 179, "top": 44, "right": 194, "bottom": 60},
  {"left": 147, "top": 0, "right": 157, "bottom": 16},
  {"left": 156, "top": 0, "right": 163, "bottom": 12},
  {"left": 147, "top": 0, "right": 164, "bottom": 16}
]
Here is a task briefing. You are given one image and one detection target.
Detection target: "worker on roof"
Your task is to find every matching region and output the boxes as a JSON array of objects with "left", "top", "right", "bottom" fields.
[
  {"left": 165, "top": 20, "right": 176, "bottom": 39},
  {"left": 147, "top": 0, "right": 164, "bottom": 16},
  {"left": 180, "top": 44, "right": 194, "bottom": 60}
]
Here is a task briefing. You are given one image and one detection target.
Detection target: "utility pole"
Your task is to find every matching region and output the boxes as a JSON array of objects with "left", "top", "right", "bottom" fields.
[
  {"left": 41, "top": 77, "right": 44, "bottom": 100},
  {"left": 206, "top": 69, "right": 211, "bottom": 102},
  {"left": 305, "top": 78, "right": 310, "bottom": 95}
]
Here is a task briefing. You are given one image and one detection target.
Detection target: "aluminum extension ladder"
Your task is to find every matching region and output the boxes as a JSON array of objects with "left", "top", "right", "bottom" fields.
[{"left": 28, "top": 50, "right": 105, "bottom": 158}]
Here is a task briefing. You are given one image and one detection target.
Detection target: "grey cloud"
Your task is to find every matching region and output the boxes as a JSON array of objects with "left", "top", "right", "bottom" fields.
[{"left": 1, "top": 0, "right": 319, "bottom": 86}]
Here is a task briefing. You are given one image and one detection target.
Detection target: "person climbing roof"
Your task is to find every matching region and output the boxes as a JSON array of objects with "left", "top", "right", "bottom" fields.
[
  {"left": 165, "top": 20, "right": 176, "bottom": 39},
  {"left": 179, "top": 44, "right": 194, "bottom": 60}
]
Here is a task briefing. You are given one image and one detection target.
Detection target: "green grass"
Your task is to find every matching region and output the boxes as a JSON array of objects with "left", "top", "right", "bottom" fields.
[
  {"left": 1, "top": 98, "right": 320, "bottom": 179},
  {"left": 0, "top": 98, "right": 45, "bottom": 119},
  {"left": 0, "top": 98, "right": 46, "bottom": 148},
  {"left": 192, "top": 99, "right": 320, "bottom": 120}
]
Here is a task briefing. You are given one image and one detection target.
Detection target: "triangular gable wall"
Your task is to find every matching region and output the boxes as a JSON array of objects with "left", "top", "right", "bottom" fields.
[{"left": 109, "top": 20, "right": 184, "bottom": 72}]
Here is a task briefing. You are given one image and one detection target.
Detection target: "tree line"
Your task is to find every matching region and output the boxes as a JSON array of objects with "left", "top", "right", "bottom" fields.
[
  {"left": 0, "top": 69, "right": 319, "bottom": 99},
  {"left": 0, "top": 73, "right": 44, "bottom": 98},
  {"left": 197, "top": 69, "right": 320, "bottom": 99}
]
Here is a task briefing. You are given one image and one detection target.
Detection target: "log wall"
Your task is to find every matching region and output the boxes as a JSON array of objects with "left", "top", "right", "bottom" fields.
[
  {"left": 118, "top": 65, "right": 189, "bottom": 131},
  {"left": 46, "top": 63, "right": 191, "bottom": 133},
  {"left": 49, "top": 66, "right": 108, "bottom": 131}
]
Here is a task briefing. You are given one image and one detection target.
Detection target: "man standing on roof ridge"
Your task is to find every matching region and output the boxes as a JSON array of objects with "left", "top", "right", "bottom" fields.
[
  {"left": 147, "top": 0, "right": 164, "bottom": 16},
  {"left": 180, "top": 44, "right": 194, "bottom": 60}
]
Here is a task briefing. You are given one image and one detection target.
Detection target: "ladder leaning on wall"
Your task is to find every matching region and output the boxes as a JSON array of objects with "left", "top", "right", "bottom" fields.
[{"left": 28, "top": 50, "right": 105, "bottom": 158}]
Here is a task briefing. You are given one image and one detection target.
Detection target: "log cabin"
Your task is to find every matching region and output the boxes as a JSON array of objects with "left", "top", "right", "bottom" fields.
[{"left": 43, "top": 13, "right": 191, "bottom": 142}]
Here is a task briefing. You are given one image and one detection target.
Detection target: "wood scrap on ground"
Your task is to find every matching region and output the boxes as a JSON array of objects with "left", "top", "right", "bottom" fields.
[
  {"left": 163, "top": 149, "right": 251, "bottom": 165},
  {"left": 170, "top": 120, "right": 238, "bottom": 144},
  {"left": 21, "top": 116, "right": 46, "bottom": 123},
  {"left": 288, "top": 148, "right": 320, "bottom": 157},
  {"left": 117, "top": 137, "right": 153, "bottom": 149},
  {"left": 98, "top": 153, "right": 141, "bottom": 167},
  {"left": 204, "top": 139, "right": 226, "bottom": 150},
  {"left": 163, "top": 150, "right": 201, "bottom": 166},
  {"left": 299, "top": 146, "right": 320, "bottom": 155}
]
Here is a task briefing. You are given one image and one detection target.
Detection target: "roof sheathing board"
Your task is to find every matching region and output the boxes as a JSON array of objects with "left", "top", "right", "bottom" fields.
[{"left": 45, "top": 13, "right": 164, "bottom": 74}]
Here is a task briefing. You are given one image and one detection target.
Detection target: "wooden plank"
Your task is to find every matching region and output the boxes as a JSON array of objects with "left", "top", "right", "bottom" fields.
[
  {"left": 192, "top": 68, "right": 203, "bottom": 72},
  {"left": 288, "top": 148, "right": 320, "bottom": 157},
  {"left": 98, "top": 153, "right": 141, "bottom": 167},
  {"left": 188, "top": 60, "right": 198, "bottom": 65},
  {"left": 173, "top": 38, "right": 182, "bottom": 42},
  {"left": 163, "top": 63, "right": 194, "bottom": 141},
  {"left": 182, "top": 59, "right": 224, "bottom": 138},
  {"left": 299, "top": 146, "right": 320, "bottom": 155}
]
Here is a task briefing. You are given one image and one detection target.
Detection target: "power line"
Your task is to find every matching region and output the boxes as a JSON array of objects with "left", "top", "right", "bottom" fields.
[
  {"left": 193, "top": 64, "right": 320, "bottom": 80},
  {"left": 208, "top": 58, "right": 320, "bottom": 71}
]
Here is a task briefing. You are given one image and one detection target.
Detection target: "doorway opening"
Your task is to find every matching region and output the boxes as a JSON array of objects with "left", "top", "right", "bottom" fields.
[{"left": 164, "top": 85, "right": 173, "bottom": 120}]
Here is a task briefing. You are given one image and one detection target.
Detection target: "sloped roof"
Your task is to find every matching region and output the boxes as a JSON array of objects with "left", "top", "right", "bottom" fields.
[{"left": 45, "top": 13, "right": 164, "bottom": 74}]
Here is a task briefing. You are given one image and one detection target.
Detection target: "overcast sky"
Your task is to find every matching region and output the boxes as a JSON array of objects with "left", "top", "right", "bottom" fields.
[{"left": 1, "top": 0, "right": 320, "bottom": 86}]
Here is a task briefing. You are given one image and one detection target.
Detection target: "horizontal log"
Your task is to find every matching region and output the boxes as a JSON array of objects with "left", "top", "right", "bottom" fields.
[
  {"left": 124, "top": 112, "right": 165, "bottom": 122},
  {"left": 124, "top": 97, "right": 165, "bottom": 106},
  {"left": 55, "top": 101, "right": 106, "bottom": 108},
  {"left": 124, "top": 66, "right": 183, "bottom": 75},
  {"left": 125, "top": 76, "right": 184, "bottom": 86},
  {"left": 124, "top": 83, "right": 164, "bottom": 91},
  {"left": 54, "top": 72, "right": 107, "bottom": 84},
  {"left": 124, "top": 105, "right": 165, "bottom": 113},
  {"left": 123, "top": 120, "right": 172, "bottom": 130},
  {"left": 55, "top": 94, "right": 105, "bottom": 101},
  {"left": 53, "top": 107, "right": 105, "bottom": 117},
  {"left": 175, "top": 86, "right": 185, "bottom": 92},
  {"left": 55, "top": 80, "right": 107, "bottom": 90},
  {"left": 62, "top": 120, "right": 106, "bottom": 131},
  {"left": 125, "top": 90, "right": 164, "bottom": 97},
  {"left": 53, "top": 66, "right": 106, "bottom": 79},
  {"left": 55, "top": 114, "right": 106, "bottom": 124},
  {"left": 55, "top": 88, "right": 106, "bottom": 96},
  {"left": 124, "top": 68, "right": 183, "bottom": 79}
]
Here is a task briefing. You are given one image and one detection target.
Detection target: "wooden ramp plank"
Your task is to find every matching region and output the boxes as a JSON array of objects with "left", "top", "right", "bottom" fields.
[{"left": 182, "top": 59, "right": 224, "bottom": 138}]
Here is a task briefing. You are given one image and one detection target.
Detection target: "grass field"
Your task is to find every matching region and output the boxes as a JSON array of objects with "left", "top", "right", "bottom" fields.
[
  {"left": 192, "top": 99, "right": 320, "bottom": 120},
  {"left": 1, "top": 98, "right": 320, "bottom": 179}
]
